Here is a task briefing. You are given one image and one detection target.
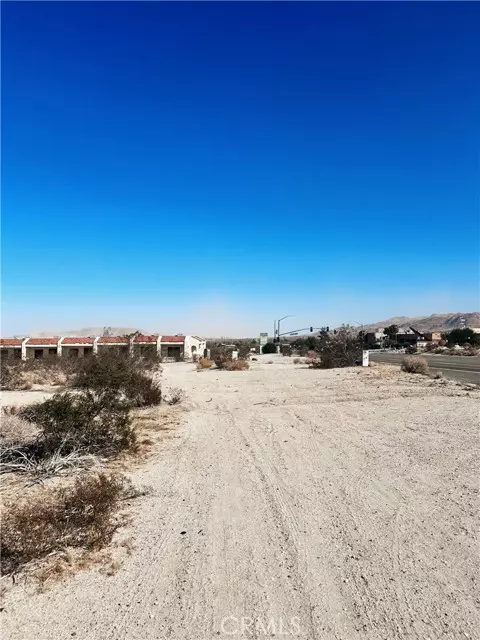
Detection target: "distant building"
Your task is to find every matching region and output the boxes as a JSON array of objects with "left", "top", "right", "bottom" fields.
[
  {"left": 424, "top": 332, "right": 443, "bottom": 343},
  {"left": 364, "top": 331, "right": 386, "bottom": 346},
  {"left": 0, "top": 334, "right": 206, "bottom": 362}
]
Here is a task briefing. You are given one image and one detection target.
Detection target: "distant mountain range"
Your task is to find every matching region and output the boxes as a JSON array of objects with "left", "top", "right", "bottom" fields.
[
  {"left": 30, "top": 327, "right": 147, "bottom": 338},
  {"left": 361, "top": 312, "right": 480, "bottom": 333},
  {"left": 20, "top": 313, "right": 480, "bottom": 339}
]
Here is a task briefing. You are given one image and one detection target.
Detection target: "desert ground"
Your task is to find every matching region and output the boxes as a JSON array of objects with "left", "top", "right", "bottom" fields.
[{"left": 2, "top": 356, "right": 479, "bottom": 639}]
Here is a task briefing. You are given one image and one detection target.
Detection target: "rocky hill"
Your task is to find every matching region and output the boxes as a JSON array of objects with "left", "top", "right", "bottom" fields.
[{"left": 361, "top": 313, "right": 480, "bottom": 333}]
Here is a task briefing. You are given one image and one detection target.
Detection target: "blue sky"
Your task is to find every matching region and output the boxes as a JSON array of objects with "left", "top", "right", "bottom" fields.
[{"left": 2, "top": 2, "right": 479, "bottom": 336}]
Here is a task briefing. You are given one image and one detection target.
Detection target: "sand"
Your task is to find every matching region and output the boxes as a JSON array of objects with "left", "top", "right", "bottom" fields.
[{"left": 2, "top": 357, "right": 479, "bottom": 639}]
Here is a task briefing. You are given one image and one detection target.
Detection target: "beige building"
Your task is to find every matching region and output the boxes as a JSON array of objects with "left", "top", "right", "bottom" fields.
[{"left": 0, "top": 334, "right": 206, "bottom": 362}]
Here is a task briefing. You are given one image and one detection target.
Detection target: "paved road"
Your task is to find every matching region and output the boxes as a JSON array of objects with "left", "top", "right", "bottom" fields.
[{"left": 370, "top": 352, "right": 480, "bottom": 385}]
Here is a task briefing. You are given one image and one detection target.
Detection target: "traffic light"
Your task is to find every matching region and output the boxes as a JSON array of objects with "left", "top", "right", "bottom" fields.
[
  {"left": 326, "top": 326, "right": 329, "bottom": 332},
  {"left": 310, "top": 326, "right": 313, "bottom": 332}
]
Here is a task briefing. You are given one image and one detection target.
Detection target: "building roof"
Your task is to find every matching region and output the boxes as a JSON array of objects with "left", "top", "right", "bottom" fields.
[
  {"left": 1, "top": 334, "right": 198, "bottom": 346},
  {"left": 26, "top": 338, "right": 59, "bottom": 346},
  {"left": 98, "top": 336, "right": 130, "bottom": 344},
  {"left": 0, "top": 338, "right": 23, "bottom": 346},
  {"left": 62, "top": 337, "right": 95, "bottom": 345}
]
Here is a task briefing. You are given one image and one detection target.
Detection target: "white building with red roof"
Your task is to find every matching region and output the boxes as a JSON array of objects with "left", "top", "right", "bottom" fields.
[{"left": 0, "top": 334, "right": 206, "bottom": 362}]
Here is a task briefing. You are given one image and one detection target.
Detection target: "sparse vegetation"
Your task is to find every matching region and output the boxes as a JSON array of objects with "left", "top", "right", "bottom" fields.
[
  {"left": 401, "top": 356, "right": 429, "bottom": 375},
  {"left": 212, "top": 347, "right": 249, "bottom": 370},
  {"left": 1, "top": 472, "right": 132, "bottom": 575},
  {"left": 293, "top": 358, "right": 302, "bottom": 364},
  {"left": 0, "top": 350, "right": 174, "bottom": 587},
  {"left": 1, "top": 357, "right": 75, "bottom": 390}
]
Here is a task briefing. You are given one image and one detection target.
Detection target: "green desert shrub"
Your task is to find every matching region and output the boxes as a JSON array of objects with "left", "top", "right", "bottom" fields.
[
  {"left": 261, "top": 342, "right": 277, "bottom": 354},
  {"left": 315, "top": 327, "right": 361, "bottom": 369}
]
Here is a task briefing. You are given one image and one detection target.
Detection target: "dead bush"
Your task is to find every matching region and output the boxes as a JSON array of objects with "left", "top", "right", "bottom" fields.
[
  {"left": 1, "top": 472, "right": 131, "bottom": 575},
  {"left": 165, "top": 387, "right": 186, "bottom": 405},
  {"left": 197, "top": 358, "right": 213, "bottom": 369},
  {"left": 0, "top": 445, "right": 96, "bottom": 477},
  {"left": 401, "top": 356, "right": 429, "bottom": 375},
  {"left": 0, "top": 413, "right": 39, "bottom": 448},
  {"left": 19, "top": 389, "right": 136, "bottom": 456},
  {"left": 222, "top": 360, "right": 249, "bottom": 371},
  {"left": 1, "top": 405, "right": 20, "bottom": 415},
  {"left": 293, "top": 358, "right": 301, "bottom": 364}
]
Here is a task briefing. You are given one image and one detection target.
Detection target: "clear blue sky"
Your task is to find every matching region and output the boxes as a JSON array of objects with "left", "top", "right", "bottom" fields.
[{"left": 2, "top": 2, "right": 479, "bottom": 336}]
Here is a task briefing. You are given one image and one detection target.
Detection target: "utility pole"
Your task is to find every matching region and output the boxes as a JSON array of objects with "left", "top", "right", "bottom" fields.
[
  {"left": 276, "top": 315, "right": 295, "bottom": 343},
  {"left": 348, "top": 320, "right": 368, "bottom": 365}
]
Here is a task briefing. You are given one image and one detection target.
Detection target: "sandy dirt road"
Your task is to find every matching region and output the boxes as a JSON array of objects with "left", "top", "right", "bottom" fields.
[{"left": 3, "top": 359, "right": 479, "bottom": 639}]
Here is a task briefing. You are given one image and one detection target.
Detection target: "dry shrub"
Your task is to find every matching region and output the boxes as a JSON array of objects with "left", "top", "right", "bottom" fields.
[
  {"left": 19, "top": 390, "right": 136, "bottom": 456},
  {"left": 1, "top": 405, "right": 20, "bottom": 415},
  {"left": 1, "top": 472, "right": 131, "bottom": 575},
  {"left": 165, "top": 387, "right": 186, "bottom": 405},
  {"left": 0, "top": 413, "right": 39, "bottom": 448},
  {"left": 128, "top": 376, "right": 162, "bottom": 407},
  {"left": 293, "top": 358, "right": 301, "bottom": 364},
  {"left": 1, "top": 358, "right": 75, "bottom": 390},
  {"left": 1, "top": 363, "right": 24, "bottom": 390},
  {"left": 1, "top": 446, "right": 97, "bottom": 477},
  {"left": 223, "top": 359, "right": 249, "bottom": 371},
  {"left": 72, "top": 351, "right": 161, "bottom": 407},
  {"left": 401, "top": 356, "right": 429, "bottom": 375},
  {"left": 213, "top": 354, "right": 228, "bottom": 369},
  {"left": 197, "top": 358, "right": 213, "bottom": 369},
  {"left": 266, "top": 360, "right": 274, "bottom": 365}
]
